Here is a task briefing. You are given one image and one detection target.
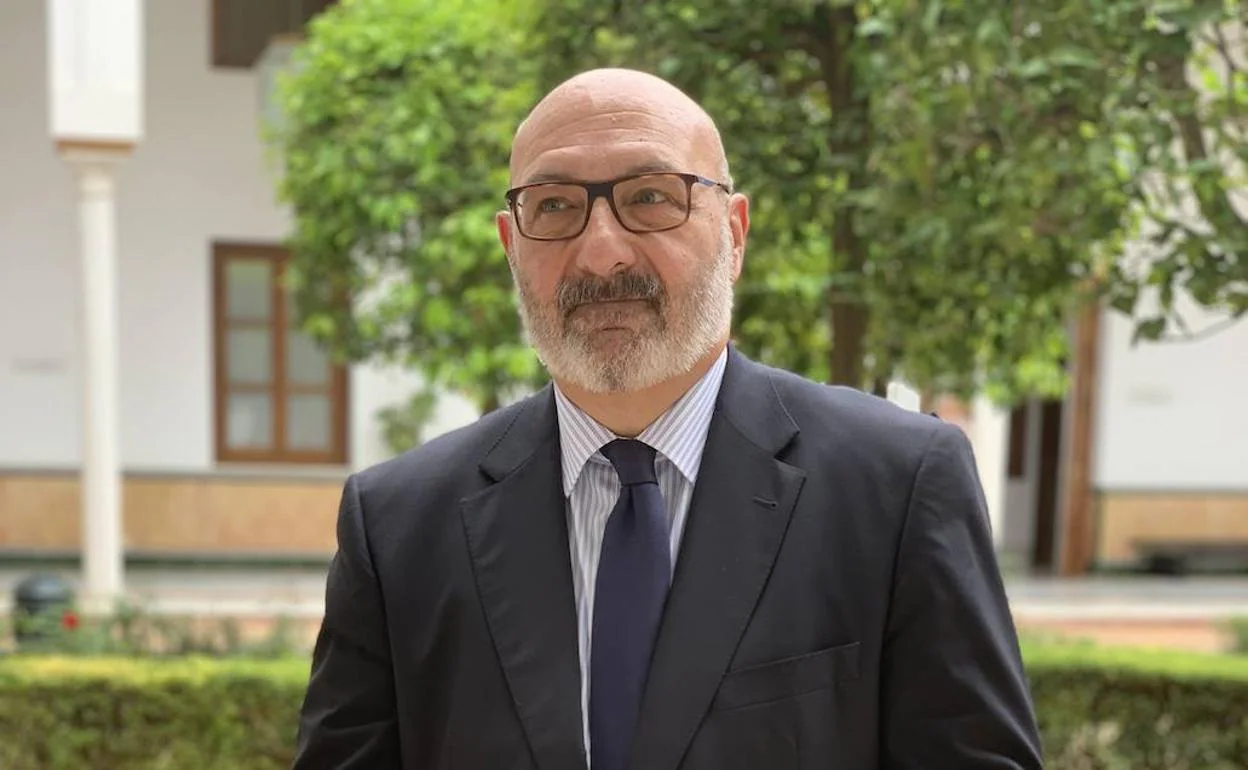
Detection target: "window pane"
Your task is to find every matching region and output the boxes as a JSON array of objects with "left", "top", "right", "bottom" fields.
[
  {"left": 287, "top": 329, "right": 330, "bottom": 386},
  {"left": 287, "top": 394, "right": 331, "bottom": 451},
  {"left": 226, "top": 392, "right": 272, "bottom": 449},
  {"left": 226, "top": 260, "right": 271, "bottom": 320},
  {"left": 227, "top": 328, "right": 272, "bottom": 384}
]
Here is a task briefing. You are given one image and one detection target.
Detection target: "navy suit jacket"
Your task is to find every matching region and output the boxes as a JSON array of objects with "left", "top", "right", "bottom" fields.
[{"left": 293, "top": 346, "right": 1044, "bottom": 769}]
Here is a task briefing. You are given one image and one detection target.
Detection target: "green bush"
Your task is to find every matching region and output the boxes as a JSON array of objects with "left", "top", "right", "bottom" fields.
[
  {"left": 1225, "top": 616, "right": 1248, "bottom": 655},
  {"left": 0, "top": 645, "right": 1246, "bottom": 769},
  {"left": 4, "top": 599, "right": 305, "bottom": 659},
  {"left": 0, "top": 657, "right": 308, "bottom": 770},
  {"left": 1024, "top": 643, "right": 1248, "bottom": 768}
]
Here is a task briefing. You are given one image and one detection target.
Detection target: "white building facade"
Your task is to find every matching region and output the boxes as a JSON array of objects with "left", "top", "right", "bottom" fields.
[
  {"left": 1, "top": 1, "right": 1245, "bottom": 607},
  {"left": 0, "top": 0, "right": 478, "bottom": 608}
]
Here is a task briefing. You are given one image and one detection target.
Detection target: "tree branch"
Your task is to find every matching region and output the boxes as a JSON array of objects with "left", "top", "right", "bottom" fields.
[
  {"left": 811, "top": 1, "right": 874, "bottom": 387},
  {"left": 1152, "top": 41, "right": 1248, "bottom": 233},
  {"left": 1156, "top": 313, "right": 1242, "bottom": 343},
  {"left": 1195, "top": 23, "right": 1244, "bottom": 122}
]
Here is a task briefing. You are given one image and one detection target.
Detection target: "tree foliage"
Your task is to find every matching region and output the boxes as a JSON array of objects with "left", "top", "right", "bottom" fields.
[
  {"left": 274, "top": 0, "right": 542, "bottom": 412},
  {"left": 536, "top": 0, "right": 1248, "bottom": 400},
  {"left": 274, "top": 0, "right": 1247, "bottom": 416}
]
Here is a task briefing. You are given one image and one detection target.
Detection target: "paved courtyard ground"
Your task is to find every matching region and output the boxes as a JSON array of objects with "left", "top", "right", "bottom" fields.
[
  {"left": 1, "top": 566, "right": 1245, "bottom": 653},
  {"left": 1006, "top": 575, "right": 1248, "bottom": 652}
]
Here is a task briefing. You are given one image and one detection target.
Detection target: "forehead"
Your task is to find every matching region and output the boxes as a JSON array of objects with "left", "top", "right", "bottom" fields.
[{"left": 512, "top": 108, "right": 700, "bottom": 186}]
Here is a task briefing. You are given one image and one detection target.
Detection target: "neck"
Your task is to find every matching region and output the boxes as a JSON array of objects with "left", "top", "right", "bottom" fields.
[{"left": 556, "top": 341, "right": 727, "bottom": 437}]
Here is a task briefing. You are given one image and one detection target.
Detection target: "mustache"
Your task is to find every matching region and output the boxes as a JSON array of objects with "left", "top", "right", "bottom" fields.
[{"left": 556, "top": 271, "right": 664, "bottom": 315}]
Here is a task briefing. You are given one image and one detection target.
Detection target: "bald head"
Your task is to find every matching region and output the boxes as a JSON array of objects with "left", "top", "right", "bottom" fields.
[
  {"left": 497, "top": 69, "right": 750, "bottom": 398},
  {"left": 509, "top": 68, "right": 731, "bottom": 188}
]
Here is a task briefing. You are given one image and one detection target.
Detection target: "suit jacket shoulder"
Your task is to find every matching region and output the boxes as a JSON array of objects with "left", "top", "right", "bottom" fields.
[
  {"left": 347, "top": 387, "right": 556, "bottom": 555},
  {"left": 754, "top": 361, "right": 954, "bottom": 475}
]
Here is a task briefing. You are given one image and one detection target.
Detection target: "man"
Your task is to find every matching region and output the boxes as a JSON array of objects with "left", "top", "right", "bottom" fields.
[{"left": 293, "top": 68, "right": 1044, "bottom": 769}]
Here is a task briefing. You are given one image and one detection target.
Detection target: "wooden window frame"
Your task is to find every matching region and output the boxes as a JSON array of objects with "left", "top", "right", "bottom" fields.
[{"left": 213, "top": 241, "right": 349, "bottom": 465}]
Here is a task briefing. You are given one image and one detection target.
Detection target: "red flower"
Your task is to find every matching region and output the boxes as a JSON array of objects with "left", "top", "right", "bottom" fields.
[{"left": 61, "top": 610, "right": 80, "bottom": 631}]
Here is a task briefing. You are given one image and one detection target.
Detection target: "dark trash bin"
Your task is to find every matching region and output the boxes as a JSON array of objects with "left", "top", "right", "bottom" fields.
[{"left": 12, "top": 573, "right": 76, "bottom": 649}]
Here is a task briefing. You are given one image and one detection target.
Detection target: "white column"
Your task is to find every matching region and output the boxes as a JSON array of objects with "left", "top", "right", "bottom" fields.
[
  {"left": 66, "top": 149, "right": 128, "bottom": 612},
  {"left": 970, "top": 394, "right": 1010, "bottom": 550},
  {"left": 48, "top": 0, "right": 143, "bottom": 615}
]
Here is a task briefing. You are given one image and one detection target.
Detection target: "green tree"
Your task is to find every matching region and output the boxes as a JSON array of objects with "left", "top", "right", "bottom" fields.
[
  {"left": 273, "top": 0, "right": 543, "bottom": 414},
  {"left": 536, "top": 0, "right": 1247, "bottom": 399},
  {"left": 1095, "top": 3, "right": 1248, "bottom": 341},
  {"left": 275, "top": 0, "right": 1247, "bottom": 418}
]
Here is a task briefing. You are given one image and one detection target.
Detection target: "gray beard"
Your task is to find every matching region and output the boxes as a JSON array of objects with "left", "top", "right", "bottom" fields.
[{"left": 512, "top": 225, "right": 735, "bottom": 394}]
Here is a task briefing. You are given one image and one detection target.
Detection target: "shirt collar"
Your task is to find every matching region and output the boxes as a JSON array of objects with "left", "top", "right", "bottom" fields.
[{"left": 553, "top": 346, "right": 728, "bottom": 496}]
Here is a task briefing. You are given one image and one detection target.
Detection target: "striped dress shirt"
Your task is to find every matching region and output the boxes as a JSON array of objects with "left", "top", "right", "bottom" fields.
[{"left": 552, "top": 345, "right": 729, "bottom": 760}]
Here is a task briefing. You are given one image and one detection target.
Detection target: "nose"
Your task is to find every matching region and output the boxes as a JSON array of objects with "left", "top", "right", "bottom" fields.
[{"left": 571, "top": 197, "right": 639, "bottom": 277}]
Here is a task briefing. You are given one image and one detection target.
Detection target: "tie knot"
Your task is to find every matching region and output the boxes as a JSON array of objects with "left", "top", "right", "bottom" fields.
[{"left": 600, "top": 439, "right": 658, "bottom": 486}]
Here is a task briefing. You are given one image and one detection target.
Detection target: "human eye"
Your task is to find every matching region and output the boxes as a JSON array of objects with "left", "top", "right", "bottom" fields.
[
  {"left": 628, "top": 187, "right": 672, "bottom": 206},
  {"left": 536, "top": 196, "right": 574, "bottom": 213}
]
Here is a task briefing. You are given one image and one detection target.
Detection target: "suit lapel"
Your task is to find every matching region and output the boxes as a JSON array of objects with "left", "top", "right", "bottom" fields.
[
  {"left": 460, "top": 389, "right": 587, "bottom": 770},
  {"left": 630, "top": 348, "right": 806, "bottom": 770}
]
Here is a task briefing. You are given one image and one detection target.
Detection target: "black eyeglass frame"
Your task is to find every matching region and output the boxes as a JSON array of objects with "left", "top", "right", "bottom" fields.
[{"left": 503, "top": 171, "right": 733, "bottom": 241}]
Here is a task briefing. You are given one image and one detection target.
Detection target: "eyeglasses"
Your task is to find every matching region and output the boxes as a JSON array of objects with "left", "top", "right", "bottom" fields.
[{"left": 504, "top": 172, "right": 732, "bottom": 241}]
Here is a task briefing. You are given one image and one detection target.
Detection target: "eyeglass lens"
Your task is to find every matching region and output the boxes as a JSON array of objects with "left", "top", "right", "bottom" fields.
[{"left": 513, "top": 173, "right": 691, "bottom": 239}]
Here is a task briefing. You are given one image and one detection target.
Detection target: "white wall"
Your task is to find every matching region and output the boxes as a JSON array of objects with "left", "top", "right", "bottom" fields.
[
  {"left": 1001, "top": 400, "right": 1041, "bottom": 561},
  {"left": 348, "top": 365, "right": 479, "bottom": 470},
  {"left": 1095, "top": 299, "right": 1248, "bottom": 491},
  {"left": 0, "top": 0, "right": 82, "bottom": 468},
  {"left": 0, "top": 0, "right": 478, "bottom": 473},
  {"left": 968, "top": 395, "right": 1009, "bottom": 550},
  {"left": 1086, "top": 19, "right": 1248, "bottom": 493}
]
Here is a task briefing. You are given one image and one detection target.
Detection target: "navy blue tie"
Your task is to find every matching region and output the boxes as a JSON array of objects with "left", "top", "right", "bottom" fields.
[{"left": 590, "top": 439, "right": 671, "bottom": 770}]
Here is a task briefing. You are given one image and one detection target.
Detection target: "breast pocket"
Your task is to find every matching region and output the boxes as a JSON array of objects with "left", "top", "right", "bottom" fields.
[{"left": 711, "top": 641, "right": 861, "bottom": 712}]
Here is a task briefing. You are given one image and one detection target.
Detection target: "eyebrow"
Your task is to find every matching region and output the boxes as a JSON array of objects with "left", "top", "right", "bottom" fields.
[{"left": 521, "top": 161, "right": 681, "bottom": 186}]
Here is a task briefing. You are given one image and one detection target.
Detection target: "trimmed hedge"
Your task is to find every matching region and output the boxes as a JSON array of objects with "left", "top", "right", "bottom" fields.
[
  {"left": 0, "top": 645, "right": 1246, "bottom": 768},
  {"left": 0, "top": 657, "right": 308, "bottom": 770},
  {"left": 1024, "top": 644, "right": 1248, "bottom": 768}
]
